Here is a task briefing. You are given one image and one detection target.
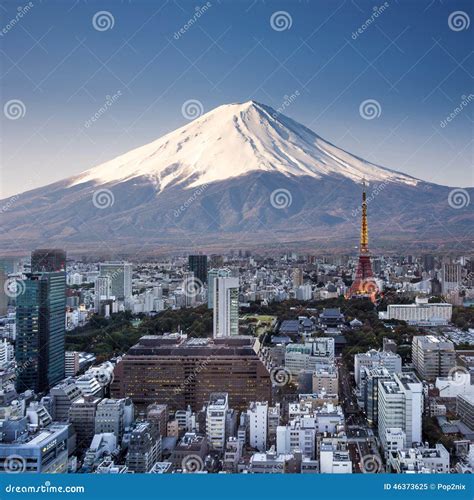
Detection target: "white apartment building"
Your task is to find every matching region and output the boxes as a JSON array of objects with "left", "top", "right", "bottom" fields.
[
  {"left": 285, "top": 338, "right": 335, "bottom": 377},
  {"left": 354, "top": 349, "right": 402, "bottom": 386},
  {"left": 0, "top": 339, "right": 14, "bottom": 368},
  {"left": 319, "top": 438, "right": 352, "bottom": 473},
  {"left": 378, "top": 373, "right": 423, "bottom": 450},
  {"left": 206, "top": 393, "right": 228, "bottom": 451},
  {"left": 383, "top": 297, "right": 452, "bottom": 326},
  {"left": 65, "top": 351, "right": 80, "bottom": 377},
  {"left": 248, "top": 401, "right": 268, "bottom": 452},
  {"left": 213, "top": 276, "right": 239, "bottom": 338},
  {"left": 389, "top": 444, "right": 450, "bottom": 474},
  {"left": 276, "top": 416, "right": 316, "bottom": 459},
  {"left": 412, "top": 335, "right": 456, "bottom": 381},
  {"left": 312, "top": 367, "right": 339, "bottom": 395}
]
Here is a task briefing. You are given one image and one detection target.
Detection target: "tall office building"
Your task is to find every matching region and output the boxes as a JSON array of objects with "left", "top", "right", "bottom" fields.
[
  {"left": 378, "top": 372, "right": 423, "bottom": 450},
  {"left": 206, "top": 392, "right": 229, "bottom": 451},
  {"left": 94, "top": 275, "right": 112, "bottom": 312},
  {"left": 423, "top": 254, "right": 435, "bottom": 272},
  {"left": 442, "top": 263, "right": 461, "bottom": 295},
  {"left": 412, "top": 335, "right": 456, "bottom": 381},
  {"left": 15, "top": 272, "right": 66, "bottom": 393},
  {"left": 188, "top": 255, "right": 208, "bottom": 285},
  {"left": 99, "top": 262, "right": 132, "bottom": 301},
  {"left": 213, "top": 276, "right": 239, "bottom": 338},
  {"left": 207, "top": 268, "right": 231, "bottom": 309},
  {"left": 31, "top": 249, "right": 66, "bottom": 273},
  {"left": 0, "top": 267, "right": 8, "bottom": 316}
]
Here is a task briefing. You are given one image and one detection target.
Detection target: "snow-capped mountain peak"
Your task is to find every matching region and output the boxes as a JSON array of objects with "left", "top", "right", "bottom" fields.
[{"left": 71, "top": 100, "right": 418, "bottom": 191}]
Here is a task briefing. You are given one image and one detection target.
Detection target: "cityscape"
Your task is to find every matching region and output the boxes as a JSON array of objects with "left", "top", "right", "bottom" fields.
[
  {"left": 0, "top": 0, "right": 473, "bottom": 496},
  {"left": 0, "top": 183, "right": 473, "bottom": 476}
]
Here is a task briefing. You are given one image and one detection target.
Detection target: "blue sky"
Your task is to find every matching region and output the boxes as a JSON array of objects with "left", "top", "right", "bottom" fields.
[{"left": 1, "top": 0, "right": 473, "bottom": 197}]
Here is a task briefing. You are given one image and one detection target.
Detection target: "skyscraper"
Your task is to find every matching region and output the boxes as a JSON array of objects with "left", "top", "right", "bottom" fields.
[
  {"left": 346, "top": 181, "right": 379, "bottom": 301},
  {"left": 188, "top": 255, "right": 208, "bottom": 285},
  {"left": 213, "top": 276, "right": 239, "bottom": 338},
  {"left": 99, "top": 262, "right": 132, "bottom": 301},
  {"left": 208, "top": 268, "right": 231, "bottom": 309},
  {"left": 15, "top": 272, "right": 66, "bottom": 393},
  {"left": 31, "top": 249, "right": 66, "bottom": 273}
]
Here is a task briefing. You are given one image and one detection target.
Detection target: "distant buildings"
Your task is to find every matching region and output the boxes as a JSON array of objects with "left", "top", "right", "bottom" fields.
[
  {"left": 98, "top": 262, "right": 132, "bottom": 302},
  {"left": 213, "top": 276, "right": 239, "bottom": 338},
  {"left": 188, "top": 255, "right": 208, "bottom": 285},
  {"left": 381, "top": 297, "right": 452, "bottom": 326},
  {"left": 412, "top": 335, "right": 456, "bottom": 381},
  {"left": 31, "top": 249, "right": 66, "bottom": 273},
  {"left": 207, "top": 268, "right": 231, "bottom": 309}
]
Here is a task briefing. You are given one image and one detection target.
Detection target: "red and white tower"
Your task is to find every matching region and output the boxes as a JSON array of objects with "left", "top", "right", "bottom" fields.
[{"left": 346, "top": 181, "right": 379, "bottom": 301}]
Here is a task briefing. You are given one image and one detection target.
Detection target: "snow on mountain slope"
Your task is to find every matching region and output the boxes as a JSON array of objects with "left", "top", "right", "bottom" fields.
[{"left": 70, "top": 100, "right": 419, "bottom": 191}]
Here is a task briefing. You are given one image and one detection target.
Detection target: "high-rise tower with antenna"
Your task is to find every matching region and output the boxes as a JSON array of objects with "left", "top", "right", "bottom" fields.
[{"left": 346, "top": 181, "right": 379, "bottom": 301}]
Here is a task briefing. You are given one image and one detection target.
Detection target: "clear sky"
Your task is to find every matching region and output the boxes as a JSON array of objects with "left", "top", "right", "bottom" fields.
[{"left": 1, "top": 0, "right": 473, "bottom": 198}]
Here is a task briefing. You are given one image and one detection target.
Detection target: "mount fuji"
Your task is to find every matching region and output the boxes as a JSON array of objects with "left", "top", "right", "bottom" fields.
[{"left": 1, "top": 101, "right": 472, "bottom": 254}]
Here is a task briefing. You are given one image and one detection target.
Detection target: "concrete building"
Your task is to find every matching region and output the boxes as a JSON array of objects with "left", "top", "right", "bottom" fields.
[
  {"left": 94, "top": 398, "right": 134, "bottom": 442},
  {"left": 126, "top": 422, "right": 161, "bottom": 473},
  {"left": 383, "top": 297, "right": 452, "bottom": 326},
  {"left": 207, "top": 268, "right": 231, "bottom": 309},
  {"left": 248, "top": 401, "right": 268, "bottom": 452},
  {"left": 412, "top": 335, "right": 456, "bottom": 381},
  {"left": 111, "top": 335, "right": 271, "bottom": 412},
  {"left": 378, "top": 373, "right": 423, "bottom": 450},
  {"left": 49, "top": 379, "right": 82, "bottom": 422},
  {"left": 223, "top": 436, "right": 243, "bottom": 473},
  {"left": 354, "top": 350, "right": 402, "bottom": 386},
  {"left": 206, "top": 392, "right": 228, "bottom": 451},
  {"left": 213, "top": 276, "right": 239, "bottom": 338},
  {"left": 69, "top": 396, "right": 101, "bottom": 453},
  {"left": 319, "top": 438, "right": 352, "bottom": 473},
  {"left": 389, "top": 444, "right": 450, "bottom": 473},
  {"left": 146, "top": 403, "right": 168, "bottom": 437},
  {"left": 457, "top": 394, "right": 474, "bottom": 430},
  {"left": 0, "top": 423, "right": 71, "bottom": 473},
  {"left": 98, "top": 262, "right": 132, "bottom": 301},
  {"left": 312, "top": 367, "right": 339, "bottom": 395},
  {"left": 360, "top": 366, "right": 392, "bottom": 426},
  {"left": 65, "top": 351, "right": 80, "bottom": 377}
]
